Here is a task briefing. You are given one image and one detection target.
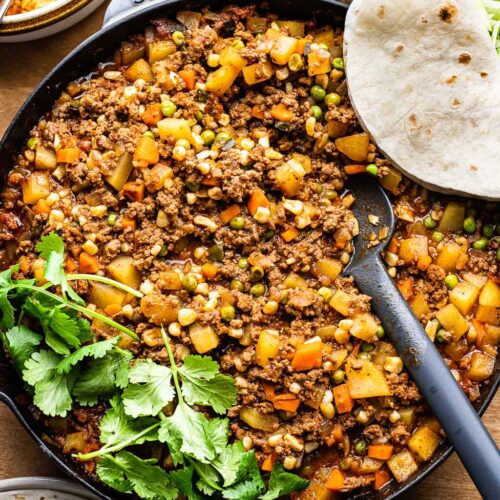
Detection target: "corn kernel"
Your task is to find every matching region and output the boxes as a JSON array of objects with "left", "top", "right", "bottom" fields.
[
  {"left": 268, "top": 434, "right": 283, "bottom": 447},
  {"left": 151, "top": 244, "right": 163, "bottom": 256},
  {"left": 320, "top": 402, "right": 335, "bottom": 419},
  {"left": 140, "top": 280, "right": 155, "bottom": 295},
  {"left": 334, "top": 328, "right": 350, "bottom": 344},
  {"left": 284, "top": 434, "right": 304, "bottom": 452},
  {"left": 283, "top": 456, "right": 297, "bottom": 470},
  {"left": 178, "top": 308, "right": 197, "bottom": 326},
  {"left": 90, "top": 205, "right": 108, "bottom": 217},
  {"left": 289, "top": 382, "right": 302, "bottom": 394},
  {"left": 305, "top": 117, "right": 316, "bottom": 136},
  {"left": 207, "top": 53, "right": 220, "bottom": 67},
  {"left": 384, "top": 356, "right": 403, "bottom": 374},
  {"left": 168, "top": 322, "right": 182, "bottom": 337},
  {"left": 253, "top": 206, "right": 271, "bottom": 224},
  {"left": 242, "top": 436, "right": 253, "bottom": 450},
  {"left": 283, "top": 199, "right": 304, "bottom": 215},
  {"left": 82, "top": 240, "right": 98, "bottom": 256},
  {"left": 263, "top": 300, "right": 279, "bottom": 315}
]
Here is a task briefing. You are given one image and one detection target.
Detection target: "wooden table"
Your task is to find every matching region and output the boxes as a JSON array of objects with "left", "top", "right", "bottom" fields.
[{"left": 0, "top": 4, "right": 498, "bottom": 498}]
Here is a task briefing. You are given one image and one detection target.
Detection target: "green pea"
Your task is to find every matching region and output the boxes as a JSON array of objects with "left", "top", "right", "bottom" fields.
[
  {"left": 172, "top": 31, "right": 185, "bottom": 46},
  {"left": 318, "top": 287, "right": 333, "bottom": 302},
  {"left": 27, "top": 137, "right": 39, "bottom": 150},
  {"left": 230, "top": 216, "right": 245, "bottom": 230},
  {"left": 361, "top": 343, "right": 374, "bottom": 352},
  {"left": 288, "top": 53, "right": 303, "bottom": 72},
  {"left": 354, "top": 439, "right": 367, "bottom": 456},
  {"left": 482, "top": 224, "right": 495, "bottom": 238},
  {"left": 358, "top": 352, "right": 372, "bottom": 361},
  {"left": 423, "top": 216, "right": 437, "bottom": 230},
  {"left": 320, "top": 198, "right": 332, "bottom": 207},
  {"left": 310, "top": 84, "right": 326, "bottom": 102},
  {"left": 142, "top": 130, "right": 155, "bottom": 139},
  {"left": 185, "top": 180, "right": 200, "bottom": 192},
  {"left": 263, "top": 229, "right": 275, "bottom": 241},
  {"left": 208, "top": 244, "right": 224, "bottom": 262},
  {"left": 432, "top": 231, "right": 444, "bottom": 243},
  {"left": 161, "top": 100, "right": 177, "bottom": 117},
  {"left": 365, "top": 164, "right": 378, "bottom": 177},
  {"left": 232, "top": 39, "right": 245, "bottom": 49},
  {"left": 159, "top": 244, "right": 168, "bottom": 257},
  {"left": 324, "top": 189, "right": 337, "bottom": 200},
  {"left": 250, "top": 283, "right": 266, "bottom": 297},
  {"left": 311, "top": 105, "right": 323, "bottom": 120},
  {"left": 280, "top": 290, "right": 289, "bottom": 304},
  {"left": 444, "top": 274, "right": 459, "bottom": 290},
  {"left": 249, "top": 265, "right": 264, "bottom": 282},
  {"left": 201, "top": 129, "right": 215, "bottom": 145},
  {"left": 376, "top": 326, "right": 385, "bottom": 339},
  {"left": 473, "top": 238, "right": 488, "bottom": 250},
  {"left": 436, "top": 330, "right": 447, "bottom": 343},
  {"left": 333, "top": 369, "right": 345, "bottom": 384},
  {"left": 230, "top": 279, "right": 244, "bottom": 292},
  {"left": 214, "top": 131, "right": 231, "bottom": 146},
  {"left": 463, "top": 216, "right": 477, "bottom": 234},
  {"left": 314, "top": 183, "right": 323, "bottom": 194},
  {"left": 332, "top": 57, "right": 344, "bottom": 70},
  {"left": 324, "top": 92, "right": 342, "bottom": 106},
  {"left": 182, "top": 274, "right": 198, "bottom": 292},
  {"left": 237, "top": 257, "right": 249, "bottom": 269},
  {"left": 194, "top": 110, "right": 203, "bottom": 122},
  {"left": 106, "top": 212, "right": 119, "bottom": 226},
  {"left": 339, "top": 456, "right": 353, "bottom": 470},
  {"left": 221, "top": 305, "right": 235, "bottom": 322}
]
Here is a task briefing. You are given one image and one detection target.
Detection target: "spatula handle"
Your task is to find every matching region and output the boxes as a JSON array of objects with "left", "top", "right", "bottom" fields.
[{"left": 350, "top": 256, "right": 500, "bottom": 499}]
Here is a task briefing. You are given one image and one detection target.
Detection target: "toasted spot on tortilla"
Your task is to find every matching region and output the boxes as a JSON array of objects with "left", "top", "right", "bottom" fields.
[
  {"left": 438, "top": 4, "right": 457, "bottom": 23},
  {"left": 480, "top": 72, "right": 489, "bottom": 78},
  {"left": 377, "top": 5, "right": 385, "bottom": 18},
  {"left": 458, "top": 53, "right": 471, "bottom": 64},
  {"left": 450, "top": 97, "right": 461, "bottom": 108},
  {"left": 445, "top": 75, "right": 458, "bottom": 84},
  {"left": 393, "top": 43, "right": 404, "bottom": 55},
  {"left": 469, "top": 165, "right": 478, "bottom": 172}
]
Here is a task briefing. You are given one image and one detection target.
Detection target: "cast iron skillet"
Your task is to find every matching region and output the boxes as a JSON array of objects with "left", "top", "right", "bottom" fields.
[{"left": 0, "top": 1, "right": 498, "bottom": 498}]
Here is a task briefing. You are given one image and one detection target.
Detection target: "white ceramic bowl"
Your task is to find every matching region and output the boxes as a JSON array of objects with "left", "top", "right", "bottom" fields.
[{"left": 0, "top": 0, "right": 105, "bottom": 42}]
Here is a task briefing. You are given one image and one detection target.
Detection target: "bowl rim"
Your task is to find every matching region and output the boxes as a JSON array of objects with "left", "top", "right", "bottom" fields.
[{"left": 2, "top": 0, "right": 72, "bottom": 23}]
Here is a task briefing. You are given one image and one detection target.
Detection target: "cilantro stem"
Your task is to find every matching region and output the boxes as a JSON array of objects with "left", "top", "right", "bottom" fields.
[
  {"left": 12, "top": 284, "right": 139, "bottom": 341},
  {"left": 188, "top": 458, "right": 224, "bottom": 492},
  {"left": 66, "top": 274, "right": 143, "bottom": 298},
  {"left": 75, "top": 421, "right": 161, "bottom": 461},
  {"left": 160, "top": 326, "right": 183, "bottom": 404}
]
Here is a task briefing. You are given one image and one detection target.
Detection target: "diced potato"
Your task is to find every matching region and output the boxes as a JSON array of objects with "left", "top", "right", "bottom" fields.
[
  {"left": 335, "top": 133, "right": 369, "bottom": 162},
  {"left": 283, "top": 273, "right": 308, "bottom": 290},
  {"left": 143, "top": 163, "right": 173, "bottom": 193},
  {"left": 379, "top": 167, "right": 402, "bottom": 193},
  {"left": 425, "top": 319, "right": 439, "bottom": 341},
  {"left": 437, "top": 202, "right": 465, "bottom": 233},
  {"left": 247, "top": 17, "right": 268, "bottom": 34},
  {"left": 242, "top": 61, "right": 274, "bottom": 85},
  {"left": 462, "top": 272, "right": 487, "bottom": 290},
  {"left": 176, "top": 10, "right": 202, "bottom": 29},
  {"left": 276, "top": 20, "right": 306, "bottom": 37},
  {"left": 329, "top": 349, "right": 348, "bottom": 370},
  {"left": 327, "top": 120, "right": 349, "bottom": 139},
  {"left": 387, "top": 449, "right": 418, "bottom": 483},
  {"left": 350, "top": 313, "right": 379, "bottom": 342},
  {"left": 479, "top": 280, "right": 500, "bottom": 308},
  {"left": 315, "top": 325, "right": 337, "bottom": 340},
  {"left": 291, "top": 153, "right": 312, "bottom": 174},
  {"left": 256, "top": 329, "right": 280, "bottom": 367},
  {"left": 124, "top": 59, "right": 153, "bottom": 82},
  {"left": 107, "top": 255, "right": 141, "bottom": 289},
  {"left": 411, "top": 292, "right": 430, "bottom": 319},
  {"left": 399, "top": 237, "right": 428, "bottom": 263},
  {"left": 89, "top": 283, "right": 127, "bottom": 309},
  {"left": 270, "top": 35, "right": 298, "bottom": 65},
  {"left": 147, "top": 40, "right": 176, "bottom": 63},
  {"left": 275, "top": 163, "right": 303, "bottom": 197},
  {"left": 157, "top": 118, "right": 194, "bottom": 145},
  {"left": 435, "top": 303, "right": 469, "bottom": 340},
  {"left": 329, "top": 289, "right": 351, "bottom": 316},
  {"left": 105, "top": 153, "right": 133, "bottom": 191},
  {"left": 294, "top": 481, "right": 334, "bottom": 500},
  {"left": 159, "top": 270, "right": 182, "bottom": 290},
  {"left": 307, "top": 46, "right": 332, "bottom": 76},
  {"left": 346, "top": 359, "right": 391, "bottom": 398},
  {"left": 398, "top": 407, "right": 416, "bottom": 430},
  {"left": 92, "top": 318, "right": 135, "bottom": 350},
  {"left": 467, "top": 352, "right": 495, "bottom": 381},
  {"left": 206, "top": 65, "right": 240, "bottom": 95},
  {"left": 475, "top": 305, "right": 500, "bottom": 325},
  {"left": 120, "top": 41, "right": 145, "bottom": 65},
  {"left": 35, "top": 145, "right": 57, "bottom": 170},
  {"left": 189, "top": 323, "right": 219, "bottom": 353},
  {"left": 408, "top": 426, "right": 441, "bottom": 461},
  {"left": 313, "top": 259, "right": 342, "bottom": 284},
  {"left": 484, "top": 324, "right": 500, "bottom": 346},
  {"left": 359, "top": 457, "right": 384, "bottom": 474},
  {"left": 371, "top": 341, "right": 396, "bottom": 367},
  {"left": 239, "top": 407, "right": 279, "bottom": 432},
  {"left": 313, "top": 29, "right": 335, "bottom": 49},
  {"left": 436, "top": 243, "right": 464, "bottom": 272},
  {"left": 140, "top": 293, "right": 180, "bottom": 325},
  {"left": 63, "top": 431, "right": 86, "bottom": 454},
  {"left": 219, "top": 46, "right": 247, "bottom": 70},
  {"left": 22, "top": 172, "right": 50, "bottom": 204},
  {"left": 449, "top": 281, "right": 479, "bottom": 315}
]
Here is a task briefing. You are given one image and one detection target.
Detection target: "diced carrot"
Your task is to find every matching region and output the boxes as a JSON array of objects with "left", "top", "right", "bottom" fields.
[
  {"left": 252, "top": 105, "right": 265, "bottom": 119},
  {"left": 104, "top": 304, "right": 122, "bottom": 316},
  {"left": 333, "top": 384, "right": 354, "bottom": 414},
  {"left": 263, "top": 382, "right": 276, "bottom": 402},
  {"left": 387, "top": 237, "right": 400, "bottom": 254},
  {"left": 295, "top": 38, "right": 308, "bottom": 54},
  {"left": 417, "top": 254, "right": 432, "bottom": 271},
  {"left": 201, "top": 263, "right": 218, "bottom": 280},
  {"left": 325, "top": 468, "right": 344, "bottom": 491},
  {"left": 179, "top": 69, "right": 196, "bottom": 90},
  {"left": 123, "top": 181, "right": 145, "bottom": 202},
  {"left": 121, "top": 218, "right": 136, "bottom": 231},
  {"left": 472, "top": 319, "right": 485, "bottom": 347},
  {"left": 79, "top": 252, "right": 99, "bottom": 274},
  {"left": 332, "top": 424, "right": 343, "bottom": 443},
  {"left": 18, "top": 256, "right": 30, "bottom": 274},
  {"left": 56, "top": 147, "right": 80, "bottom": 164},
  {"left": 142, "top": 103, "right": 162, "bottom": 126},
  {"left": 270, "top": 103, "right": 295, "bottom": 122},
  {"left": 273, "top": 393, "right": 301, "bottom": 412},
  {"left": 280, "top": 227, "right": 300, "bottom": 242},
  {"left": 220, "top": 204, "right": 241, "bottom": 224},
  {"left": 397, "top": 277, "right": 414, "bottom": 301},
  {"left": 64, "top": 257, "right": 78, "bottom": 273},
  {"left": 374, "top": 470, "right": 391, "bottom": 490},
  {"left": 291, "top": 338, "right": 323, "bottom": 371},
  {"left": 368, "top": 444, "right": 394, "bottom": 460},
  {"left": 248, "top": 189, "right": 271, "bottom": 216},
  {"left": 134, "top": 136, "right": 159, "bottom": 165},
  {"left": 344, "top": 164, "right": 367, "bottom": 175},
  {"left": 201, "top": 176, "right": 219, "bottom": 186},
  {"left": 261, "top": 451, "right": 276, "bottom": 472},
  {"left": 34, "top": 198, "right": 51, "bottom": 214}
]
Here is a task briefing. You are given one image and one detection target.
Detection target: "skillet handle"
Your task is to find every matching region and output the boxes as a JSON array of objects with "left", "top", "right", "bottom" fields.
[
  {"left": 349, "top": 256, "right": 500, "bottom": 500},
  {"left": 103, "top": 0, "right": 164, "bottom": 27}
]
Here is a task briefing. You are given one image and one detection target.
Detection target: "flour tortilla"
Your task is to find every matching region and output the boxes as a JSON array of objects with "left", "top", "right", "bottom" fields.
[{"left": 344, "top": 0, "right": 500, "bottom": 200}]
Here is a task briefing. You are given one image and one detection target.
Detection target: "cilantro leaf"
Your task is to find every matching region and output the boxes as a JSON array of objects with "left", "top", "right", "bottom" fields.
[
  {"left": 99, "top": 395, "right": 159, "bottom": 447},
  {"left": 223, "top": 479, "right": 265, "bottom": 500},
  {"left": 57, "top": 338, "right": 120, "bottom": 374},
  {"left": 0, "top": 266, "right": 18, "bottom": 329},
  {"left": 179, "top": 356, "right": 237, "bottom": 414},
  {"left": 2, "top": 325, "right": 42, "bottom": 372},
  {"left": 170, "top": 466, "right": 205, "bottom": 500},
  {"left": 159, "top": 402, "right": 216, "bottom": 464},
  {"left": 36, "top": 233, "right": 84, "bottom": 305},
  {"left": 258, "top": 464, "right": 309, "bottom": 500},
  {"left": 73, "top": 349, "right": 132, "bottom": 406},
  {"left": 194, "top": 461, "right": 222, "bottom": 496},
  {"left": 23, "top": 349, "right": 61, "bottom": 386},
  {"left": 222, "top": 451, "right": 265, "bottom": 500},
  {"left": 122, "top": 359, "right": 175, "bottom": 417},
  {"left": 97, "top": 451, "right": 178, "bottom": 500},
  {"left": 212, "top": 441, "right": 247, "bottom": 487},
  {"left": 205, "top": 417, "right": 229, "bottom": 454}
]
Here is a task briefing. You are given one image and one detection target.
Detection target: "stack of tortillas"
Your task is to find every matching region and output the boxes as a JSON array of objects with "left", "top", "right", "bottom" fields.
[{"left": 344, "top": 0, "right": 500, "bottom": 200}]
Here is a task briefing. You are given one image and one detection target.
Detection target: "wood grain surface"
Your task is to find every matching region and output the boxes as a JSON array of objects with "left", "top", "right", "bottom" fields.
[{"left": 0, "top": 3, "right": 498, "bottom": 498}]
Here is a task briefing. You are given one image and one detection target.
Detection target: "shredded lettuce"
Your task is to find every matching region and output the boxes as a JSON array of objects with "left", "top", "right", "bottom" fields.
[{"left": 480, "top": 0, "right": 500, "bottom": 53}]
